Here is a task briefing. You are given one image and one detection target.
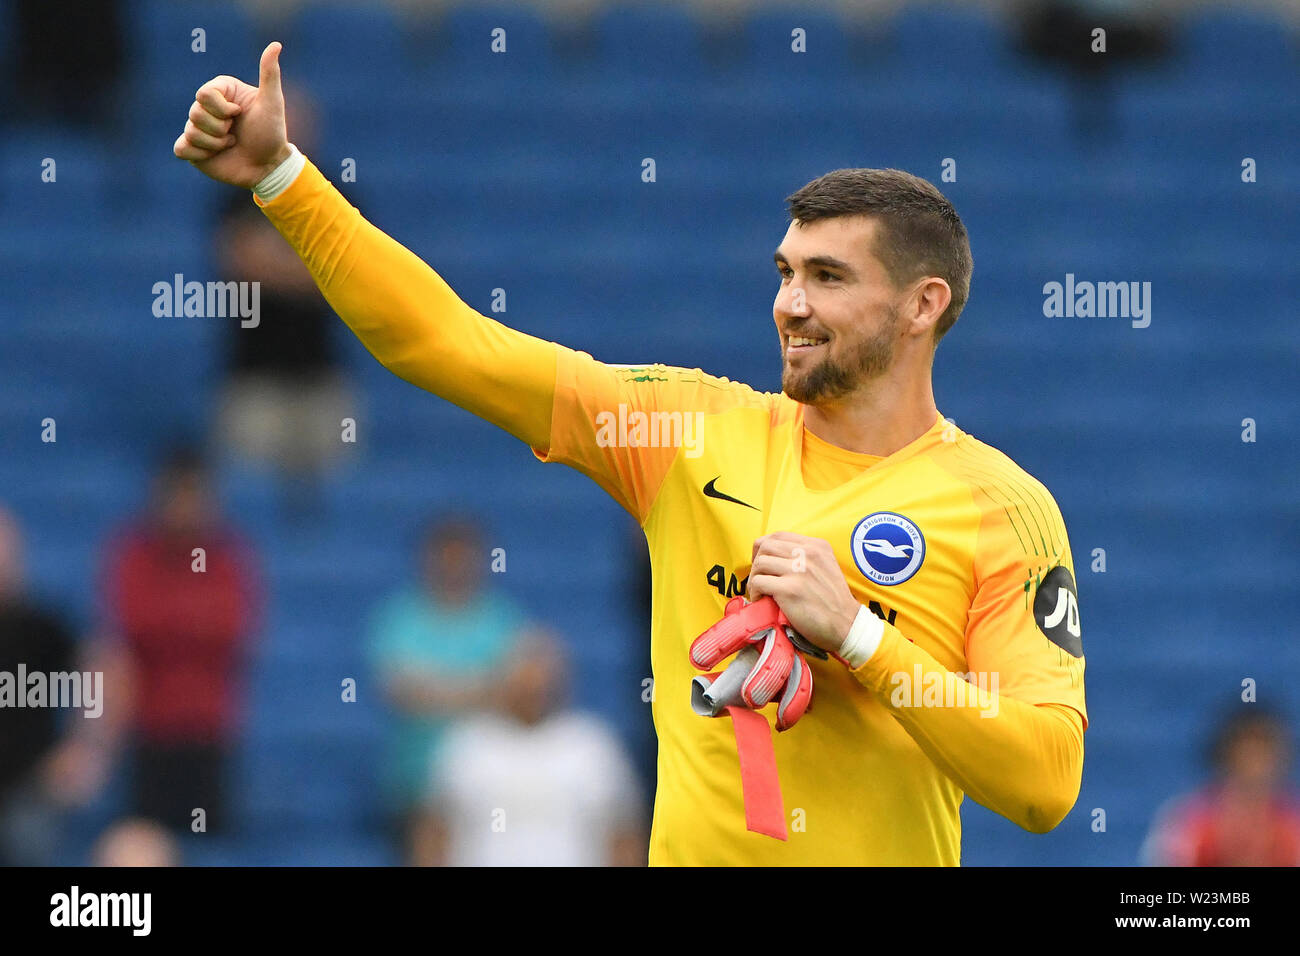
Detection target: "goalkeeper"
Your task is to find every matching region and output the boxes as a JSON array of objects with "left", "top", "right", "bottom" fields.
[{"left": 174, "top": 43, "right": 1087, "bottom": 865}]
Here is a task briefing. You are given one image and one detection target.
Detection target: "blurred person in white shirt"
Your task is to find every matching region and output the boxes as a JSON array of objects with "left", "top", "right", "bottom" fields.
[{"left": 415, "top": 635, "right": 646, "bottom": 867}]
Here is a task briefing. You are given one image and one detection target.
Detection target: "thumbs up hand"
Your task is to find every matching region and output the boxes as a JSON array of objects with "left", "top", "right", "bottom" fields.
[{"left": 173, "top": 42, "right": 292, "bottom": 188}]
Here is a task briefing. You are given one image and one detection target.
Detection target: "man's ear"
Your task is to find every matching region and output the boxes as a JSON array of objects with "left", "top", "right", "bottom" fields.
[{"left": 906, "top": 276, "right": 951, "bottom": 339}]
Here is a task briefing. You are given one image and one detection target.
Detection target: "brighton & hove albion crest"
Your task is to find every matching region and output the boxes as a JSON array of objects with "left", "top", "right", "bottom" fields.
[{"left": 850, "top": 511, "right": 925, "bottom": 586}]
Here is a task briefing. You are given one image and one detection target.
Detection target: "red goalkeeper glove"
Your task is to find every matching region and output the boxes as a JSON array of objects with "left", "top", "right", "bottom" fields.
[{"left": 689, "top": 595, "right": 819, "bottom": 730}]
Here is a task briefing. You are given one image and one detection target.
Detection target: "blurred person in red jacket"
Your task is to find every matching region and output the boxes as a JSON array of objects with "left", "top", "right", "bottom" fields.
[
  {"left": 100, "top": 446, "right": 261, "bottom": 835},
  {"left": 1142, "top": 707, "right": 1300, "bottom": 866}
]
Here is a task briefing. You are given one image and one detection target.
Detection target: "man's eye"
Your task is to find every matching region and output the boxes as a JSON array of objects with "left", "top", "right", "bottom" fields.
[{"left": 819, "top": 270, "right": 839, "bottom": 282}]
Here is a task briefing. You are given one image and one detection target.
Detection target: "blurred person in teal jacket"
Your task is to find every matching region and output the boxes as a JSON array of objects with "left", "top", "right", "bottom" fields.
[{"left": 367, "top": 514, "right": 538, "bottom": 864}]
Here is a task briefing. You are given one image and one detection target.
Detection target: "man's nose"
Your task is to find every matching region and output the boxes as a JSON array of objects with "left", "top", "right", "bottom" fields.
[{"left": 776, "top": 283, "right": 810, "bottom": 318}]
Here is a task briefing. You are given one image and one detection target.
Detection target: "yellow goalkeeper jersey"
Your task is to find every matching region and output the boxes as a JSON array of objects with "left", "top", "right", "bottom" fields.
[
  {"left": 541, "top": 358, "right": 1087, "bottom": 865},
  {"left": 258, "top": 159, "right": 1087, "bottom": 867}
]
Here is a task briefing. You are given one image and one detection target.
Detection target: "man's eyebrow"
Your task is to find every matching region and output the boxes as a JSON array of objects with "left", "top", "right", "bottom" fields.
[{"left": 772, "top": 250, "right": 854, "bottom": 273}]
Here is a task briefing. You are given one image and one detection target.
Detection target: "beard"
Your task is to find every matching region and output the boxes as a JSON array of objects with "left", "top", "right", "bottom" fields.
[{"left": 782, "top": 306, "right": 900, "bottom": 405}]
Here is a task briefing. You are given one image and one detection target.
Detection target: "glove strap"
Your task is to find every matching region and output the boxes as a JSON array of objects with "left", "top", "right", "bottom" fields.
[
  {"left": 727, "top": 706, "right": 788, "bottom": 841},
  {"left": 693, "top": 667, "right": 789, "bottom": 841}
]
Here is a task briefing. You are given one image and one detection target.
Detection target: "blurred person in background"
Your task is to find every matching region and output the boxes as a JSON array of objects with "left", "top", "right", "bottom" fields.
[
  {"left": 1141, "top": 707, "right": 1300, "bottom": 866},
  {"left": 0, "top": 507, "right": 114, "bottom": 865},
  {"left": 4, "top": 0, "right": 125, "bottom": 127},
  {"left": 415, "top": 635, "right": 645, "bottom": 867},
  {"left": 91, "top": 817, "right": 181, "bottom": 867},
  {"left": 1013, "top": 0, "right": 1171, "bottom": 140},
  {"left": 212, "top": 86, "right": 355, "bottom": 512},
  {"left": 99, "top": 446, "right": 262, "bottom": 836},
  {"left": 368, "top": 514, "right": 539, "bottom": 864}
]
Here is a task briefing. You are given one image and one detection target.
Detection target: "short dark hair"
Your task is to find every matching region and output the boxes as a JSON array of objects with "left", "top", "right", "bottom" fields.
[
  {"left": 1208, "top": 706, "right": 1289, "bottom": 775},
  {"left": 153, "top": 443, "right": 207, "bottom": 486},
  {"left": 785, "top": 168, "right": 972, "bottom": 343},
  {"left": 421, "top": 514, "right": 484, "bottom": 553}
]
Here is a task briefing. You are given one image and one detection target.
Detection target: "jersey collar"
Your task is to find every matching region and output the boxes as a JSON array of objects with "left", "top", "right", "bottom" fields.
[{"left": 789, "top": 404, "right": 952, "bottom": 493}]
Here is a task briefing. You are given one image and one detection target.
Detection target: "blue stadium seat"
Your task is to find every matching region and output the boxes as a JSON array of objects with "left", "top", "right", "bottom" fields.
[
  {"left": 433, "top": 2, "right": 554, "bottom": 77},
  {"left": 124, "top": 0, "right": 257, "bottom": 102},
  {"left": 890, "top": 3, "right": 1019, "bottom": 80},
  {"left": 591, "top": 2, "right": 707, "bottom": 79},
  {"left": 288, "top": 2, "right": 405, "bottom": 105},
  {"left": 1180, "top": 7, "right": 1298, "bottom": 82},
  {"left": 739, "top": 5, "right": 860, "bottom": 77}
]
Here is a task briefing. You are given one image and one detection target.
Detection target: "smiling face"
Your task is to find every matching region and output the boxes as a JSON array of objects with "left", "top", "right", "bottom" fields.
[{"left": 773, "top": 216, "right": 908, "bottom": 406}]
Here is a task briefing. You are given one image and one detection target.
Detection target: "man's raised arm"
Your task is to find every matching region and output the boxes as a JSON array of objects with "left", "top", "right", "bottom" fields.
[{"left": 173, "top": 42, "right": 556, "bottom": 449}]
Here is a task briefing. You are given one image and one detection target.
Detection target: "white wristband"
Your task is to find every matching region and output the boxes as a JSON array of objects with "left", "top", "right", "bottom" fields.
[
  {"left": 252, "top": 144, "right": 305, "bottom": 202},
  {"left": 838, "top": 604, "right": 885, "bottom": 669}
]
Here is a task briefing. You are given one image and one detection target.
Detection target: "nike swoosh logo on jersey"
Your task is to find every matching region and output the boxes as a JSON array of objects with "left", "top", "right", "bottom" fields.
[{"left": 702, "top": 477, "right": 759, "bottom": 511}]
